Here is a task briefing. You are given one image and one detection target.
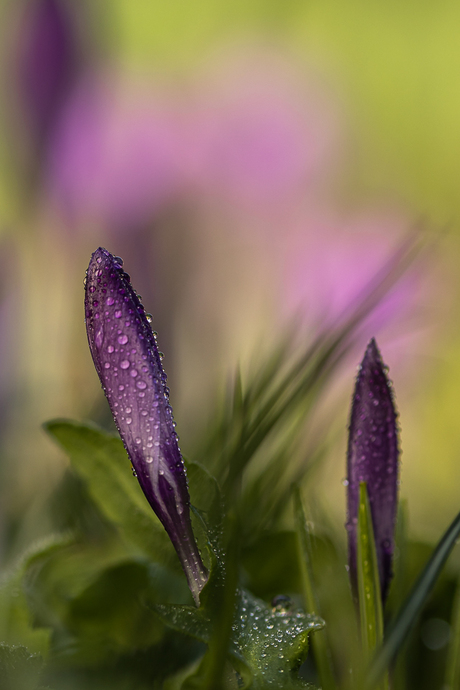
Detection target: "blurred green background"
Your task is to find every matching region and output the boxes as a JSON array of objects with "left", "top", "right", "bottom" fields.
[{"left": 0, "top": 0, "right": 459, "bottom": 587}]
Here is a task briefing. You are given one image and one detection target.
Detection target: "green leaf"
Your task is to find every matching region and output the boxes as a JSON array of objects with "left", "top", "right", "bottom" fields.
[
  {"left": 64, "top": 560, "right": 182, "bottom": 661},
  {"left": 185, "top": 460, "right": 222, "bottom": 526},
  {"left": 294, "top": 487, "right": 336, "bottom": 690},
  {"left": 44, "top": 419, "right": 171, "bottom": 562},
  {"left": 367, "top": 510, "right": 460, "bottom": 688},
  {"left": 356, "top": 484, "right": 385, "bottom": 665},
  {"left": 0, "top": 643, "right": 44, "bottom": 690},
  {"left": 0, "top": 535, "right": 72, "bottom": 656},
  {"left": 153, "top": 588, "right": 323, "bottom": 689},
  {"left": 445, "top": 576, "right": 460, "bottom": 690},
  {"left": 242, "top": 530, "right": 301, "bottom": 599}
]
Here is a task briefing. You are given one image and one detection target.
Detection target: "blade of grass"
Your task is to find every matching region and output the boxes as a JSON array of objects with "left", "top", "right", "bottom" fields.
[
  {"left": 389, "top": 500, "right": 409, "bottom": 690},
  {"left": 367, "top": 510, "right": 460, "bottom": 689},
  {"left": 293, "top": 486, "right": 337, "bottom": 690},
  {"left": 357, "top": 483, "right": 388, "bottom": 690},
  {"left": 445, "top": 576, "right": 460, "bottom": 690}
]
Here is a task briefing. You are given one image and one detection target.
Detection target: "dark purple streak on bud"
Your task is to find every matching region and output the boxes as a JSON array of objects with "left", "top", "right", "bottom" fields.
[
  {"left": 85, "top": 248, "right": 208, "bottom": 605},
  {"left": 346, "top": 338, "right": 399, "bottom": 603},
  {"left": 17, "top": 0, "right": 78, "bottom": 142}
]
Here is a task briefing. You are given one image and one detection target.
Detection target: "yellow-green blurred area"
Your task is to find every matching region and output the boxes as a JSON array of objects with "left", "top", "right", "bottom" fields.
[{"left": 0, "top": 0, "right": 460, "bottom": 562}]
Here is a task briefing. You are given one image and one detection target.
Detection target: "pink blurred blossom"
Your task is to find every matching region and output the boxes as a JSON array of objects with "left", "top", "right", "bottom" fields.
[
  {"left": 279, "top": 208, "right": 425, "bottom": 337},
  {"left": 47, "top": 76, "right": 184, "bottom": 228},
  {"left": 182, "top": 48, "right": 341, "bottom": 211}
]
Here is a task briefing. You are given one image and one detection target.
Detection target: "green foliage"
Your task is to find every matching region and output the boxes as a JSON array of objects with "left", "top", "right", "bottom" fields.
[
  {"left": 356, "top": 483, "right": 387, "bottom": 690},
  {"left": 154, "top": 587, "right": 324, "bottom": 689},
  {"left": 368, "top": 510, "right": 460, "bottom": 688},
  {"left": 294, "top": 487, "right": 336, "bottom": 690},
  {"left": 0, "top": 644, "right": 44, "bottom": 690},
  {"left": 44, "top": 420, "right": 172, "bottom": 563}
]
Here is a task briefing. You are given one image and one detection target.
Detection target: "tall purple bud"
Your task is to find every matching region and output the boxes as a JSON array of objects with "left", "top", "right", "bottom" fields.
[
  {"left": 16, "top": 0, "right": 79, "bottom": 145},
  {"left": 346, "top": 338, "right": 399, "bottom": 603},
  {"left": 85, "top": 248, "right": 208, "bottom": 605}
]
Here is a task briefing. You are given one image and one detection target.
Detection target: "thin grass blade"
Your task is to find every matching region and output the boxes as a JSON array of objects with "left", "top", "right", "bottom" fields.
[
  {"left": 293, "top": 486, "right": 337, "bottom": 690},
  {"left": 367, "top": 510, "right": 460, "bottom": 688},
  {"left": 445, "top": 577, "right": 460, "bottom": 690},
  {"left": 357, "top": 483, "right": 388, "bottom": 690}
]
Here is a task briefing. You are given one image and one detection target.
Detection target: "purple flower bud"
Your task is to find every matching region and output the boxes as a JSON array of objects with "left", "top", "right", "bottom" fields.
[
  {"left": 346, "top": 338, "right": 399, "bottom": 603},
  {"left": 85, "top": 248, "right": 208, "bottom": 605}
]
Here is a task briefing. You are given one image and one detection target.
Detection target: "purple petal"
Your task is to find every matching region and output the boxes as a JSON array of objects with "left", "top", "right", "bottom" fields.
[
  {"left": 346, "top": 338, "right": 399, "bottom": 602},
  {"left": 17, "top": 0, "right": 79, "bottom": 141},
  {"left": 85, "top": 248, "right": 207, "bottom": 604}
]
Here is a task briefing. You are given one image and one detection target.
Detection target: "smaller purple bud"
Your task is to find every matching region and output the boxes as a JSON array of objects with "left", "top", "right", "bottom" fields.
[
  {"left": 346, "top": 338, "right": 399, "bottom": 603},
  {"left": 16, "top": 0, "right": 79, "bottom": 144},
  {"left": 85, "top": 248, "right": 208, "bottom": 605}
]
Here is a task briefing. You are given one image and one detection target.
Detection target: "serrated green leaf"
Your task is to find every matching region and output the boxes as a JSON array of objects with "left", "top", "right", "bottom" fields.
[
  {"left": 153, "top": 588, "right": 323, "bottom": 689},
  {"left": 0, "top": 643, "right": 43, "bottom": 690},
  {"left": 44, "top": 419, "right": 171, "bottom": 562},
  {"left": 368, "top": 510, "right": 460, "bottom": 688},
  {"left": 0, "top": 535, "right": 72, "bottom": 656}
]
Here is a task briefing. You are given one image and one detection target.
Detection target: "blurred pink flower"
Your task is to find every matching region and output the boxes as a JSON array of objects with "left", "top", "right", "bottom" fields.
[
  {"left": 47, "top": 76, "right": 184, "bottom": 228},
  {"left": 182, "top": 49, "right": 340, "bottom": 212},
  {"left": 46, "top": 48, "right": 341, "bottom": 230},
  {"left": 280, "top": 209, "right": 424, "bottom": 336}
]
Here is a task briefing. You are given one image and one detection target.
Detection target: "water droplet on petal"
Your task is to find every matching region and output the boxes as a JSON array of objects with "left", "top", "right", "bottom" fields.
[
  {"left": 115, "top": 310, "right": 122, "bottom": 319},
  {"left": 136, "top": 380, "right": 147, "bottom": 389},
  {"left": 120, "top": 360, "right": 130, "bottom": 369},
  {"left": 106, "top": 296, "right": 114, "bottom": 306},
  {"left": 118, "top": 334, "right": 128, "bottom": 345},
  {"left": 130, "top": 369, "right": 138, "bottom": 378}
]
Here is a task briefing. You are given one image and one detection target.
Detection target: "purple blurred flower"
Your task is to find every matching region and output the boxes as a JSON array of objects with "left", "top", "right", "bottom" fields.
[
  {"left": 346, "top": 338, "right": 399, "bottom": 603},
  {"left": 48, "top": 78, "right": 183, "bottom": 228},
  {"left": 281, "top": 210, "right": 419, "bottom": 333},
  {"left": 184, "top": 49, "right": 339, "bottom": 212},
  {"left": 16, "top": 0, "right": 79, "bottom": 144},
  {"left": 85, "top": 247, "right": 208, "bottom": 605}
]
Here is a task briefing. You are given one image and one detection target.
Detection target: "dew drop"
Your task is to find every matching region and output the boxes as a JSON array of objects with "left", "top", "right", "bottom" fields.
[
  {"left": 118, "top": 384, "right": 125, "bottom": 391},
  {"left": 115, "top": 310, "right": 122, "bottom": 319},
  {"left": 120, "top": 360, "right": 130, "bottom": 370},
  {"left": 126, "top": 417, "right": 132, "bottom": 425},
  {"left": 118, "top": 334, "right": 128, "bottom": 345},
  {"left": 146, "top": 456, "right": 153, "bottom": 464},
  {"left": 104, "top": 362, "right": 110, "bottom": 369},
  {"left": 136, "top": 380, "right": 147, "bottom": 389},
  {"left": 106, "top": 296, "right": 114, "bottom": 306},
  {"left": 107, "top": 345, "right": 114, "bottom": 353},
  {"left": 130, "top": 369, "right": 138, "bottom": 378}
]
